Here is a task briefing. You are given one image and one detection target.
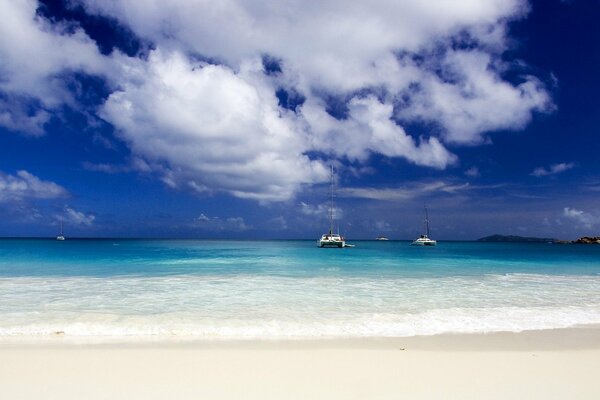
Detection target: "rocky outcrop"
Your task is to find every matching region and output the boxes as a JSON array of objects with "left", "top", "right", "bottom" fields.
[{"left": 573, "top": 236, "right": 600, "bottom": 244}]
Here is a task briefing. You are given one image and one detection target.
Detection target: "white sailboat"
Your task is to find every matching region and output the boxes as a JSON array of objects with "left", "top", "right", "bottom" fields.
[
  {"left": 411, "top": 205, "right": 436, "bottom": 246},
  {"left": 56, "top": 220, "right": 65, "bottom": 241},
  {"left": 318, "top": 166, "right": 351, "bottom": 248}
]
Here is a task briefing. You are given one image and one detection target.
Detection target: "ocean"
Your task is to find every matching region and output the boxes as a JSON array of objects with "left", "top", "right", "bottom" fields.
[{"left": 1, "top": 239, "right": 599, "bottom": 341}]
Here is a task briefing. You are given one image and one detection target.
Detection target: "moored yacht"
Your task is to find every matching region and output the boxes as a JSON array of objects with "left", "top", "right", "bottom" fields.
[
  {"left": 56, "top": 220, "right": 65, "bottom": 241},
  {"left": 411, "top": 206, "right": 436, "bottom": 246},
  {"left": 319, "top": 231, "right": 346, "bottom": 248},
  {"left": 318, "top": 165, "right": 352, "bottom": 248}
]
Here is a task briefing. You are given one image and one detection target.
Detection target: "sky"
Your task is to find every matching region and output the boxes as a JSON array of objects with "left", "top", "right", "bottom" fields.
[{"left": 0, "top": 0, "right": 599, "bottom": 240}]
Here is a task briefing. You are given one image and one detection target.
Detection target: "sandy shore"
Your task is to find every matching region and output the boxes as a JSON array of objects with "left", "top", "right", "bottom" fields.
[{"left": 1, "top": 327, "right": 600, "bottom": 399}]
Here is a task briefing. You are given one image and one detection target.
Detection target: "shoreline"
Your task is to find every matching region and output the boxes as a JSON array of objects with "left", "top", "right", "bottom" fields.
[
  {"left": 2, "top": 325, "right": 600, "bottom": 350},
  {"left": 2, "top": 327, "right": 599, "bottom": 399}
]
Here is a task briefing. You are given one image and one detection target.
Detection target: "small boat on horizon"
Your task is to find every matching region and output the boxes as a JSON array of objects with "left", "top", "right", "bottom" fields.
[
  {"left": 411, "top": 206, "right": 436, "bottom": 246},
  {"left": 56, "top": 220, "right": 65, "bottom": 241},
  {"left": 318, "top": 165, "right": 353, "bottom": 248},
  {"left": 376, "top": 236, "right": 389, "bottom": 241}
]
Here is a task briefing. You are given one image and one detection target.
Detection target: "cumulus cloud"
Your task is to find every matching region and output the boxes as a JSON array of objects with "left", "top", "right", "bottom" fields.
[
  {"left": 531, "top": 162, "right": 575, "bottom": 177},
  {"left": 302, "top": 96, "right": 457, "bottom": 168},
  {"left": 0, "top": 0, "right": 110, "bottom": 134},
  {"left": 0, "top": 96, "right": 51, "bottom": 136},
  {"left": 2, "top": 0, "right": 554, "bottom": 202},
  {"left": 86, "top": 0, "right": 549, "bottom": 198},
  {"left": 562, "top": 207, "right": 598, "bottom": 229},
  {"left": 79, "top": 0, "right": 550, "bottom": 141},
  {"left": 101, "top": 51, "right": 328, "bottom": 201},
  {"left": 78, "top": 0, "right": 528, "bottom": 92},
  {"left": 61, "top": 206, "right": 95, "bottom": 226},
  {"left": 0, "top": 170, "right": 69, "bottom": 202},
  {"left": 396, "top": 50, "right": 553, "bottom": 144}
]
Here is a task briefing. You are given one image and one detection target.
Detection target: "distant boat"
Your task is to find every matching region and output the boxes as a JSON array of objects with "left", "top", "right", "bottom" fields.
[
  {"left": 376, "top": 236, "right": 389, "bottom": 241},
  {"left": 318, "top": 165, "right": 352, "bottom": 248},
  {"left": 56, "top": 220, "right": 65, "bottom": 241},
  {"left": 411, "top": 206, "right": 436, "bottom": 246}
]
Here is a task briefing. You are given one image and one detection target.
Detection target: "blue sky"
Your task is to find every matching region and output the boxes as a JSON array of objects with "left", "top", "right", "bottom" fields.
[{"left": 0, "top": 0, "right": 599, "bottom": 239}]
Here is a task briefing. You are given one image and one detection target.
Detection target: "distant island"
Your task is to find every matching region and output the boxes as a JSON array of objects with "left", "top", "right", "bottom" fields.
[
  {"left": 477, "top": 235, "right": 557, "bottom": 243},
  {"left": 478, "top": 234, "right": 600, "bottom": 244}
]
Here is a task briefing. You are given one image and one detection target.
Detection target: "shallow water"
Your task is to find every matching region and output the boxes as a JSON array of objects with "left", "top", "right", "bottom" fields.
[{"left": 1, "top": 239, "right": 599, "bottom": 339}]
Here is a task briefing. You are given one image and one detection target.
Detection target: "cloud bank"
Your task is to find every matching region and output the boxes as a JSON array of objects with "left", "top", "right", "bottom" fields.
[{"left": 1, "top": 0, "right": 553, "bottom": 201}]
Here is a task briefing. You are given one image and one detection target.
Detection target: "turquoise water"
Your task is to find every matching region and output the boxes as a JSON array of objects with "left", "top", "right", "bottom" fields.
[{"left": 1, "top": 239, "right": 599, "bottom": 339}]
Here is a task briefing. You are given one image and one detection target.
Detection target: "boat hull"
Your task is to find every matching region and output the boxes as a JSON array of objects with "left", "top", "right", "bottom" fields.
[
  {"left": 411, "top": 240, "right": 436, "bottom": 246},
  {"left": 318, "top": 240, "right": 345, "bottom": 248},
  {"left": 411, "top": 236, "right": 436, "bottom": 246}
]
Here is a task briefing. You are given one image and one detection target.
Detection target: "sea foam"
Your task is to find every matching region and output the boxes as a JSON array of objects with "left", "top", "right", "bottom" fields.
[{"left": 1, "top": 273, "right": 600, "bottom": 340}]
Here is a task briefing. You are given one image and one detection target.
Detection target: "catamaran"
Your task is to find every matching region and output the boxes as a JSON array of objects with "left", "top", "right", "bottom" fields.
[
  {"left": 411, "top": 206, "right": 436, "bottom": 246},
  {"left": 56, "top": 220, "right": 65, "bottom": 241},
  {"left": 318, "top": 166, "right": 352, "bottom": 248}
]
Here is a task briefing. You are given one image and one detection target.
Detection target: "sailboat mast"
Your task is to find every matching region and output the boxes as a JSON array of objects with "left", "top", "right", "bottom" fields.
[
  {"left": 329, "top": 165, "right": 334, "bottom": 235},
  {"left": 424, "top": 206, "right": 430, "bottom": 237},
  {"left": 60, "top": 220, "right": 63, "bottom": 236}
]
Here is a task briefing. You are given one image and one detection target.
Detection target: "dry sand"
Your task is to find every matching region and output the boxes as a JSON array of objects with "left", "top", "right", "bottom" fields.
[{"left": 1, "top": 327, "right": 600, "bottom": 399}]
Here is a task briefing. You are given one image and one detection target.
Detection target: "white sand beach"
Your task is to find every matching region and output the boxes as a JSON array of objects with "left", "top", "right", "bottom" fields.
[{"left": 1, "top": 327, "right": 599, "bottom": 400}]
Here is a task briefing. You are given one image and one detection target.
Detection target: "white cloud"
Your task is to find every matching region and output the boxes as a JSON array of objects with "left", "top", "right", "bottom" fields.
[
  {"left": 0, "top": 170, "right": 69, "bottom": 202},
  {"left": 302, "top": 96, "right": 457, "bottom": 168},
  {"left": 340, "top": 181, "right": 470, "bottom": 201},
  {"left": 101, "top": 51, "right": 456, "bottom": 201},
  {"left": 1, "top": 0, "right": 553, "bottom": 203},
  {"left": 531, "top": 162, "right": 575, "bottom": 177},
  {"left": 563, "top": 207, "right": 598, "bottom": 229},
  {"left": 85, "top": 0, "right": 548, "bottom": 198},
  {"left": 0, "top": 0, "right": 110, "bottom": 134},
  {"left": 0, "top": 97, "right": 51, "bottom": 136},
  {"left": 396, "top": 50, "right": 553, "bottom": 144},
  {"left": 61, "top": 206, "right": 95, "bottom": 226},
  {"left": 79, "top": 0, "right": 549, "bottom": 144},
  {"left": 79, "top": 0, "right": 528, "bottom": 93},
  {"left": 101, "top": 51, "right": 328, "bottom": 201}
]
